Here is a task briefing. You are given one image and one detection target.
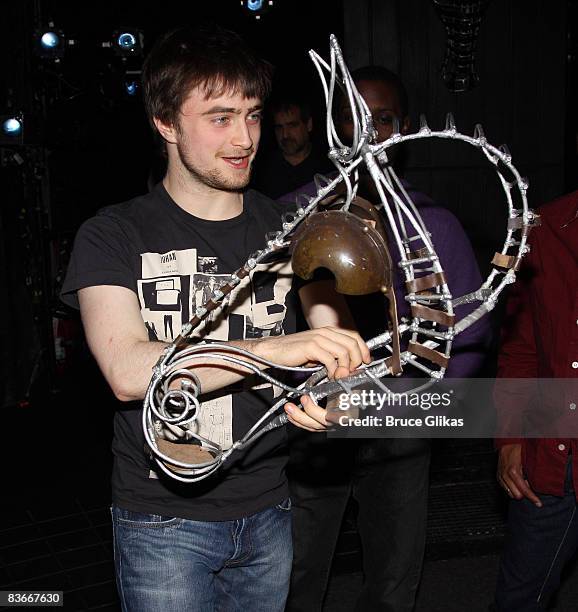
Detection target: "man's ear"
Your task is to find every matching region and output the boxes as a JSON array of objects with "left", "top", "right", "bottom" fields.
[
  {"left": 307, "top": 117, "right": 313, "bottom": 133},
  {"left": 153, "top": 117, "right": 178, "bottom": 144}
]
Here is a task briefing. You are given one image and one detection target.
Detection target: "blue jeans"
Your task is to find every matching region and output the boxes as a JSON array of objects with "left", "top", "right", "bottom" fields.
[
  {"left": 111, "top": 499, "right": 292, "bottom": 612},
  {"left": 494, "top": 462, "right": 578, "bottom": 611}
]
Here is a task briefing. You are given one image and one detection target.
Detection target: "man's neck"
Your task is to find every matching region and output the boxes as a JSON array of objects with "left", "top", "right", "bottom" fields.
[
  {"left": 163, "top": 164, "right": 243, "bottom": 221},
  {"left": 283, "top": 142, "right": 312, "bottom": 167}
]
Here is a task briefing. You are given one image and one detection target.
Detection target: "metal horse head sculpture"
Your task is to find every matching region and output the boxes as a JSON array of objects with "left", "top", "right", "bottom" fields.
[{"left": 142, "top": 35, "right": 539, "bottom": 482}]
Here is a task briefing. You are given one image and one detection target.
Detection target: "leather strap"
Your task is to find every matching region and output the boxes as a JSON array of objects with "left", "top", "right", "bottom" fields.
[
  {"left": 411, "top": 304, "right": 455, "bottom": 327},
  {"left": 406, "top": 272, "right": 447, "bottom": 294},
  {"left": 491, "top": 252, "right": 517, "bottom": 269},
  {"left": 408, "top": 247, "right": 431, "bottom": 260},
  {"left": 408, "top": 341, "right": 449, "bottom": 368}
]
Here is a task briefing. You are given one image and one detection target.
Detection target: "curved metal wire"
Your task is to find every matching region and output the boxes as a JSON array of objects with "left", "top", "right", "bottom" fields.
[{"left": 142, "top": 35, "right": 536, "bottom": 482}]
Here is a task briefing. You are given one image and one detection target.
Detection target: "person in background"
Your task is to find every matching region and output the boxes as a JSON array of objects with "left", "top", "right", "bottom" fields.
[
  {"left": 494, "top": 190, "right": 578, "bottom": 611},
  {"left": 285, "top": 65, "right": 489, "bottom": 612},
  {"left": 252, "top": 96, "right": 333, "bottom": 199}
]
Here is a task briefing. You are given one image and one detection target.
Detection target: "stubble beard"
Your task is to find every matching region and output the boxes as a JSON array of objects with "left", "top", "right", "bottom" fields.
[{"left": 176, "top": 139, "right": 251, "bottom": 193}]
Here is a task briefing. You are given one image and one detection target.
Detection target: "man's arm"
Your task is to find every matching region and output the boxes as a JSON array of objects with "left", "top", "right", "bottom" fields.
[
  {"left": 282, "top": 280, "right": 359, "bottom": 432},
  {"left": 298, "top": 279, "right": 356, "bottom": 330},
  {"left": 494, "top": 263, "right": 542, "bottom": 507},
  {"left": 79, "top": 284, "right": 370, "bottom": 402},
  {"left": 427, "top": 207, "right": 489, "bottom": 378}
]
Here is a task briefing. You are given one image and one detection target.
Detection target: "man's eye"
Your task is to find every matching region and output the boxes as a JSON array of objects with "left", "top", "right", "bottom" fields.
[
  {"left": 212, "top": 116, "right": 229, "bottom": 125},
  {"left": 375, "top": 114, "right": 393, "bottom": 126},
  {"left": 248, "top": 113, "right": 262, "bottom": 124}
]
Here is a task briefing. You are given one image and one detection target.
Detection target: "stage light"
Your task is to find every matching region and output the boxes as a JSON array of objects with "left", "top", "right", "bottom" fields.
[
  {"left": 122, "top": 70, "right": 141, "bottom": 98},
  {"left": 118, "top": 32, "right": 136, "bottom": 51},
  {"left": 2, "top": 117, "right": 22, "bottom": 136},
  {"left": 124, "top": 80, "right": 138, "bottom": 96},
  {"left": 0, "top": 113, "right": 24, "bottom": 145},
  {"left": 40, "top": 31, "right": 60, "bottom": 49},
  {"left": 240, "top": 0, "right": 274, "bottom": 20},
  {"left": 112, "top": 29, "right": 144, "bottom": 57},
  {"left": 34, "top": 23, "right": 70, "bottom": 59}
]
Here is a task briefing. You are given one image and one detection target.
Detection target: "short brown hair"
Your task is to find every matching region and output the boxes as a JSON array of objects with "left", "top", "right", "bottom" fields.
[{"left": 142, "top": 24, "right": 273, "bottom": 129}]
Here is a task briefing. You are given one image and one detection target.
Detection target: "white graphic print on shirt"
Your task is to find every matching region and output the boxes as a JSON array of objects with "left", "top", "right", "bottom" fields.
[{"left": 136, "top": 248, "right": 292, "bottom": 453}]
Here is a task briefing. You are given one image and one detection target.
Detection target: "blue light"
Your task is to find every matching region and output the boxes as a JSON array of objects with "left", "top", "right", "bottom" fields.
[
  {"left": 2, "top": 118, "right": 22, "bottom": 136},
  {"left": 40, "top": 31, "right": 60, "bottom": 49},
  {"left": 117, "top": 32, "right": 136, "bottom": 50},
  {"left": 248, "top": 0, "right": 263, "bottom": 10},
  {"left": 125, "top": 81, "right": 138, "bottom": 96}
]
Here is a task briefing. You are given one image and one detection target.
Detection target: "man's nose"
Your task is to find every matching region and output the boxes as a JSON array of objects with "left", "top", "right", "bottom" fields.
[{"left": 232, "top": 120, "right": 253, "bottom": 149}]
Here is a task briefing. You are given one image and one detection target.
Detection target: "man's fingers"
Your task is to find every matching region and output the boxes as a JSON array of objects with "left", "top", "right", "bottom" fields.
[
  {"left": 302, "top": 342, "right": 340, "bottom": 378},
  {"left": 499, "top": 475, "right": 520, "bottom": 499},
  {"left": 314, "top": 327, "right": 370, "bottom": 367},
  {"left": 334, "top": 365, "right": 350, "bottom": 379},
  {"left": 328, "top": 327, "right": 372, "bottom": 364},
  {"left": 500, "top": 471, "right": 542, "bottom": 507},
  {"left": 302, "top": 338, "right": 348, "bottom": 379},
  {"left": 284, "top": 396, "right": 327, "bottom": 432},
  {"left": 496, "top": 445, "right": 541, "bottom": 507},
  {"left": 315, "top": 337, "right": 351, "bottom": 374},
  {"left": 301, "top": 395, "right": 329, "bottom": 424},
  {"left": 285, "top": 408, "right": 325, "bottom": 431},
  {"left": 285, "top": 412, "right": 320, "bottom": 432},
  {"left": 309, "top": 341, "right": 340, "bottom": 378},
  {"left": 520, "top": 479, "right": 543, "bottom": 507},
  {"left": 503, "top": 469, "right": 526, "bottom": 499},
  {"left": 324, "top": 328, "right": 365, "bottom": 368},
  {"left": 257, "top": 326, "right": 371, "bottom": 374}
]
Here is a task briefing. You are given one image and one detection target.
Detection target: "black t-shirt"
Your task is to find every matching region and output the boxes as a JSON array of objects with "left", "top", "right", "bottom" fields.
[
  {"left": 61, "top": 184, "right": 299, "bottom": 520},
  {"left": 253, "top": 146, "right": 334, "bottom": 200}
]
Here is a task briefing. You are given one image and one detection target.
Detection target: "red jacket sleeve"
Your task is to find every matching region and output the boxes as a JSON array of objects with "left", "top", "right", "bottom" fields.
[{"left": 494, "top": 242, "right": 540, "bottom": 447}]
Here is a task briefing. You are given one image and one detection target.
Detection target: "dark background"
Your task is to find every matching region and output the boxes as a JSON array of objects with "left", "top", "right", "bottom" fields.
[
  {"left": 0, "top": 0, "right": 575, "bottom": 410},
  {"left": 0, "top": 0, "right": 347, "bottom": 409},
  {"left": 0, "top": 1, "right": 577, "bottom": 609}
]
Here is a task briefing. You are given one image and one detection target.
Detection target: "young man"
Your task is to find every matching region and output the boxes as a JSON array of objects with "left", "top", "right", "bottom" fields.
[
  {"left": 285, "top": 66, "right": 488, "bottom": 612},
  {"left": 61, "top": 25, "right": 368, "bottom": 612},
  {"left": 253, "top": 97, "right": 333, "bottom": 199}
]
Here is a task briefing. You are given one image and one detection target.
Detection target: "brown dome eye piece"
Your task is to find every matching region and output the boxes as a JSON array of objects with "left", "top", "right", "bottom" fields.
[
  {"left": 291, "top": 209, "right": 390, "bottom": 295},
  {"left": 290, "top": 199, "right": 402, "bottom": 374}
]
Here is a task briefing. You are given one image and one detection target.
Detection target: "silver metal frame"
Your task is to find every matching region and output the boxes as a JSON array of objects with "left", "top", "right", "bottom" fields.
[{"left": 142, "top": 35, "right": 537, "bottom": 482}]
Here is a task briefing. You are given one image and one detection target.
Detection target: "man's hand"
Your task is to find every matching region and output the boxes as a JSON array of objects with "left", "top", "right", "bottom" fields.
[
  {"left": 497, "top": 443, "right": 542, "bottom": 507},
  {"left": 254, "top": 326, "right": 370, "bottom": 379},
  {"left": 285, "top": 395, "right": 329, "bottom": 432},
  {"left": 254, "top": 326, "right": 370, "bottom": 433}
]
